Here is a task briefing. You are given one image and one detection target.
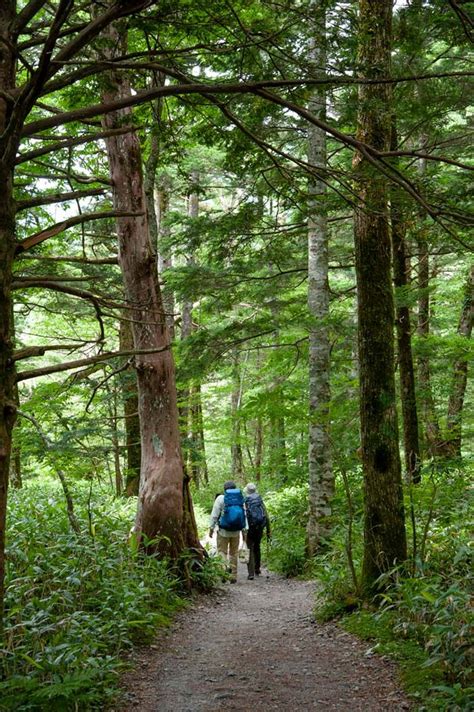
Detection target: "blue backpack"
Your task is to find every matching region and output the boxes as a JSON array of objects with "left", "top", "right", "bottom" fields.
[{"left": 219, "top": 488, "right": 246, "bottom": 531}]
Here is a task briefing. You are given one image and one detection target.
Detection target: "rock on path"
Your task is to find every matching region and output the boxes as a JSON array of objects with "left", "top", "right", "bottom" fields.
[{"left": 118, "top": 568, "right": 411, "bottom": 711}]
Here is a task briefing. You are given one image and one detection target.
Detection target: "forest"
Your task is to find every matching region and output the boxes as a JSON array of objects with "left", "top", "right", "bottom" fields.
[{"left": 0, "top": 0, "right": 472, "bottom": 709}]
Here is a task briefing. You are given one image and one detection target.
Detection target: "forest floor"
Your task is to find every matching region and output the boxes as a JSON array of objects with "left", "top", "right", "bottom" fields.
[{"left": 116, "top": 565, "right": 413, "bottom": 712}]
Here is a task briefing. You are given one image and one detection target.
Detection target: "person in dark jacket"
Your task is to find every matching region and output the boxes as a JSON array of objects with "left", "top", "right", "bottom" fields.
[{"left": 243, "top": 482, "right": 271, "bottom": 580}]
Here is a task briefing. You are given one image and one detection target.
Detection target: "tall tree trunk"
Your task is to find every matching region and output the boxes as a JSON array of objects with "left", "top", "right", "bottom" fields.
[
  {"left": 190, "top": 382, "right": 208, "bottom": 487},
  {"left": 416, "top": 155, "right": 441, "bottom": 457},
  {"left": 100, "top": 24, "right": 201, "bottom": 557},
  {"left": 254, "top": 416, "right": 263, "bottom": 482},
  {"left": 438, "top": 265, "right": 473, "bottom": 458},
  {"left": 180, "top": 172, "right": 199, "bottom": 478},
  {"left": 354, "top": 0, "right": 407, "bottom": 592},
  {"left": 390, "top": 122, "right": 421, "bottom": 484},
  {"left": 231, "top": 349, "right": 244, "bottom": 480},
  {"left": 0, "top": 1, "right": 18, "bottom": 631},
  {"left": 156, "top": 174, "right": 176, "bottom": 340},
  {"left": 306, "top": 0, "right": 334, "bottom": 555},
  {"left": 120, "top": 319, "right": 141, "bottom": 496}
]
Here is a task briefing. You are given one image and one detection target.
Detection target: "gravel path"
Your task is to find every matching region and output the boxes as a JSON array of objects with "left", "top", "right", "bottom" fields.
[{"left": 117, "top": 565, "right": 412, "bottom": 711}]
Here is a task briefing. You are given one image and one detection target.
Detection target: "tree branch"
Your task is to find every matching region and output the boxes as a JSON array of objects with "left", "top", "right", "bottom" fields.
[
  {"left": 16, "top": 346, "right": 170, "bottom": 382},
  {"left": 13, "top": 343, "right": 85, "bottom": 362},
  {"left": 16, "top": 210, "right": 142, "bottom": 252},
  {"left": 16, "top": 187, "right": 106, "bottom": 211},
  {"left": 15, "top": 126, "right": 135, "bottom": 165},
  {"left": 18, "top": 254, "right": 118, "bottom": 265},
  {"left": 22, "top": 73, "right": 474, "bottom": 137},
  {"left": 11, "top": 279, "right": 106, "bottom": 342}
]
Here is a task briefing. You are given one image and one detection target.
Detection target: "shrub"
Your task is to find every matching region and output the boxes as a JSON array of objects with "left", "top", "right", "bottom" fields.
[{"left": 0, "top": 480, "right": 184, "bottom": 711}]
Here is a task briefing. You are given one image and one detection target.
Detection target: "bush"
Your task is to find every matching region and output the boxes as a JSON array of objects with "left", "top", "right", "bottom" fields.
[
  {"left": 0, "top": 480, "right": 185, "bottom": 711},
  {"left": 264, "top": 484, "right": 309, "bottom": 577}
]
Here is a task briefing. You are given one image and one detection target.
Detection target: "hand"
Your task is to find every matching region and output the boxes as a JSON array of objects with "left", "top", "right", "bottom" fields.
[{"left": 209, "top": 528, "right": 214, "bottom": 538}]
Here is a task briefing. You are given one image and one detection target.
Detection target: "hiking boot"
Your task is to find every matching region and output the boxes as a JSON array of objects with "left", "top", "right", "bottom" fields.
[
  {"left": 247, "top": 575, "right": 254, "bottom": 580},
  {"left": 255, "top": 570, "right": 261, "bottom": 576},
  {"left": 230, "top": 578, "right": 237, "bottom": 584}
]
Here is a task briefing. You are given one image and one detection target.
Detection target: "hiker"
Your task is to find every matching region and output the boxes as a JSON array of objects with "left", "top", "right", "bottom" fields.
[
  {"left": 209, "top": 480, "right": 247, "bottom": 583},
  {"left": 244, "top": 482, "right": 271, "bottom": 580}
]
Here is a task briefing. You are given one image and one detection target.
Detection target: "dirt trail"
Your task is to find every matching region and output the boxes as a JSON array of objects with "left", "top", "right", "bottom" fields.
[{"left": 118, "top": 566, "right": 412, "bottom": 711}]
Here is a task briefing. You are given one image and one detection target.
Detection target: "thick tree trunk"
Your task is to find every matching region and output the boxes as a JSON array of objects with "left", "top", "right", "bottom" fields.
[
  {"left": 101, "top": 26, "right": 201, "bottom": 557},
  {"left": 306, "top": 0, "right": 334, "bottom": 555},
  {"left": 438, "top": 265, "right": 473, "bottom": 458},
  {"left": 0, "top": 2, "right": 18, "bottom": 631},
  {"left": 390, "top": 123, "right": 421, "bottom": 484},
  {"left": 354, "top": 0, "right": 407, "bottom": 592},
  {"left": 120, "top": 319, "right": 141, "bottom": 496}
]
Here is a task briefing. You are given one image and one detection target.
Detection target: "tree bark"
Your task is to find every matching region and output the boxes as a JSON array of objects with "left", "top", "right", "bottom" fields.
[
  {"left": 156, "top": 174, "right": 176, "bottom": 340},
  {"left": 254, "top": 416, "right": 263, "bottom": 482},
  {"left": 231, "top": 349, "right": 244, "bottom": 480},
  {"left": 306, "top": 0, "right": 334, "bottom": 555},
  {"left": 354, "top": 0, "right": 407, "bottom": 592},
  {"left": 0, "top": 0, "right": 18, "bottom": 631},
  {"left": 100, "top": 23, "right": 201, "bottom": 557},
  {"left": 416, "top": 154, "right": 442, "bottom": 457},
  {"left": 390, "top": 122, "right": 421, "bottom": 484}
]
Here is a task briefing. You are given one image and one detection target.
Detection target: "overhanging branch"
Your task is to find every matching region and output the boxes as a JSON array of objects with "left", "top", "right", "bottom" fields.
[
  {"left": 16, "top": 210, "right": 142, "bottom": 252},
  {"left": 16, "top": 346, "right": 170, "bottom": 382}
]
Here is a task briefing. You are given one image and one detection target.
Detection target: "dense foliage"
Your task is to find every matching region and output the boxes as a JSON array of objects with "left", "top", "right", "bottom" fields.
[{"left": 0, "top": 482, "right": 220, "bottom": 711}]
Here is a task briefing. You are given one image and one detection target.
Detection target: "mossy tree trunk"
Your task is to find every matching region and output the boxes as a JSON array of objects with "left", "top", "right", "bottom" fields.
[
  {"left": 354, "top": 0, "right": 407, "bottom": 593},
  {"left": 390, "top": 122, "right": 421, "bottom": 484},
  {"left": 306, "top": 0, "right": 334, "bottom": 555}
]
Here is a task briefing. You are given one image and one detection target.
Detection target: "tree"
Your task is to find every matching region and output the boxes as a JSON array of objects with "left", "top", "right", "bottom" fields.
[
  {"left": 306, "top": 0, "right": 334, "bottom": 555},
  {"left": 353, "top": 0, "right": 407, "bottom": 591},
  {"left": 99, "top": 19, "right": 202, "bottom": 556}
]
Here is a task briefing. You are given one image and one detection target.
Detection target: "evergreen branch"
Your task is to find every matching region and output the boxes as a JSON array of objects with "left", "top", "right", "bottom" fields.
[
  {"left": 18, "top": 254, "right": 118, "bottom": 265},
  {"left": 13, "top": 343, "right": 85, "bottom": 362},
  {"left": 16, "top": 187, "right": 106, "bottom": 211},
  {"left": 16, "top": 346, "right": 169, "bottom": 382},
  {"left": 11, "top": 280, "right": 106, "bottom": 342},
  {"left": 21, "top": 73, "right": 474, "bottom": 137},
  {"left": 15, "top": 126, "right": 135, "bottom": 164},
  {"left": 16, "top": 210, "right": 142, "bottom": 252}
]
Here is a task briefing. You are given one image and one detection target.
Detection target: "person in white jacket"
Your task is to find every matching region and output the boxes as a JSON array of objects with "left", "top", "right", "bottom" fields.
[{"left": 209, "top": 480, "right": 247, "bottom": 583}]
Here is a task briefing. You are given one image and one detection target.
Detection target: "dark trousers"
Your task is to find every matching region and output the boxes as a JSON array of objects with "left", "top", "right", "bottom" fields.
[{"left": 247, "top": 527, "right": 264, "bottom": 577}]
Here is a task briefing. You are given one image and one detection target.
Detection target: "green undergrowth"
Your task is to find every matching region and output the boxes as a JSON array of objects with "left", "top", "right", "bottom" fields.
[
  {"left": 313, "top": 463, "right": 473, "bottom": 712},
  {"left": 0, "top": 479, "right": 220, "bottom": 711},
  {"left": 342, "top": 610, "right": 449, "bottom": 710}
]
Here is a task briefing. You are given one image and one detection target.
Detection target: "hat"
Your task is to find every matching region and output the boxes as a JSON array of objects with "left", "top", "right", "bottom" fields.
[
  {"left": 245, "top": 482, "right": 257, "bottom": 494},
  {"left": 223, "top": 480, "right": 236, "bottom": 490}
]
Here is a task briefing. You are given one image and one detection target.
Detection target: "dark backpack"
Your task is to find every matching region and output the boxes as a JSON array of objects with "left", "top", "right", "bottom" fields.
[
  {"left": 245, "top": 493, "right": 266, "bottom": 530},
  {"left": 219, "top": 488, "right": 246, "bottom": 531}
]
